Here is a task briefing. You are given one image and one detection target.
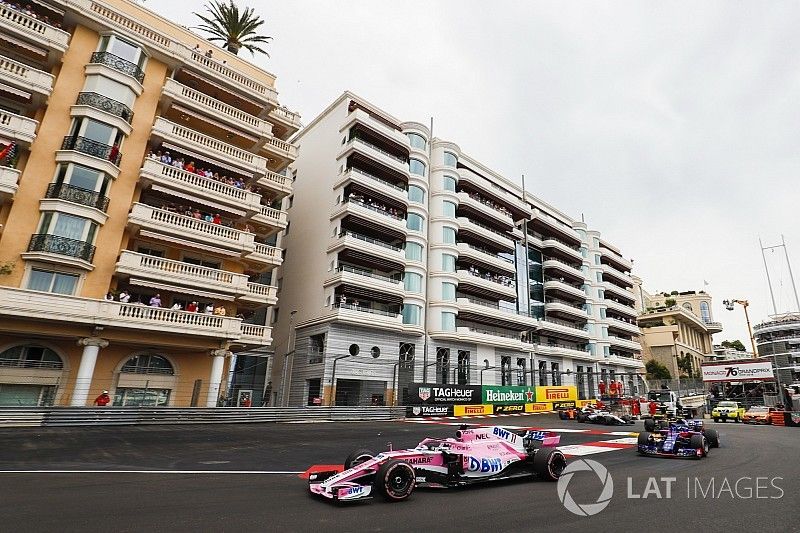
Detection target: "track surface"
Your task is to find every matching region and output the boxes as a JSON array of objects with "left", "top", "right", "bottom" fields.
[{"left": 1, "top": 414, "right": 798, "bottom": 532}]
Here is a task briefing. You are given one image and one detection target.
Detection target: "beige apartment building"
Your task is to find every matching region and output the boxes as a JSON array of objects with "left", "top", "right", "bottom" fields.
[
  {"left": 271, "top": 92, "right": 644, "bottom": 407},
  {"left": 0, "top": 0, "right": 298, "bottom": 406},
  {"left": 633, "top": 283, "right": 723, "bottom": 378}
]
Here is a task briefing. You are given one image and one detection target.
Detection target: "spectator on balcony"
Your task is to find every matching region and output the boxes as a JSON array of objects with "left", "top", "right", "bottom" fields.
[
  {"left": 118, "top": 290, "right": 130, "bottom": 303},
  {"left": 339, "top": 294, "right": 347, "bottom": 306},
  {"left": 171, "top": 302, "right": 182, "bottom": 310},
  {"left": 204, "top": 303, "right": 214, "bottom": 314},
  {"left": 109, "top": 144, "right": 119, "bottom": 163},
  {"left": 212, "top": 213, "right": 222, "bottom": 225},
  {"left": 186, "top": 301, "right": 198, "bottom": 313},
  {"left": 105, "top": 292, "right": 114, "bottom": 301},
  {"left": 184, "top": 161, "right": 196, "bottom": 173},
  {"left": 192, "top": 208, "right": 202, "bottom": 219},
  {"left": 205, "top": 49, "right": 213, "bottom": 58},
  {"left": 161, "top": 152, "right": 172, "bottom": 165},
  {"left": 149, "top": 294, "right": 162, "bottom": 307},
  {"left": 214, "top": 305, "right": 226, "bottom": 316},
  {"left": 203, "top": 213, "right": 213, "bottom": 223}
]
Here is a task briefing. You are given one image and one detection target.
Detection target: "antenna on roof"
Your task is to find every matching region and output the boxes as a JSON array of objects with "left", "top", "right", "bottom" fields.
[{"left": 581, "top": 213, "right": 585, "bottom": 223}]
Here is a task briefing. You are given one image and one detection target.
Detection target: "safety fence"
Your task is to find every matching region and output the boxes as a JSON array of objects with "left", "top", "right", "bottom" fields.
[{"left": 0, "top": 406, "right": 406, "bottom": 428}]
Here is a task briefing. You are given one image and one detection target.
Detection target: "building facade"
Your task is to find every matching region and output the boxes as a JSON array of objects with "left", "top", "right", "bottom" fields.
[
  {"left": 634, "top": 286, "right": 723, "bottom": 378},
  {"left": 753, "top": 313, "right": 800, "bottom": 385},
  {"left": 271, "top": 92, "right": 643, "bottom": 407},
  {"left": 0, "top": 0, "right": 298, "bottom": 407}
]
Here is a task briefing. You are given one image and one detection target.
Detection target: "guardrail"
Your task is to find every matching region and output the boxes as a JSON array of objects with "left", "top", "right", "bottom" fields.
[{"left": 0, "top": 406, "right": 406, "bottom": 428}]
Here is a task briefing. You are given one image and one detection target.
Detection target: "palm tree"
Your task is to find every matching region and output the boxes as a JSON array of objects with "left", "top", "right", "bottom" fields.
[{"left": 194, "top": 0, "right": 271, "bottom": 56}]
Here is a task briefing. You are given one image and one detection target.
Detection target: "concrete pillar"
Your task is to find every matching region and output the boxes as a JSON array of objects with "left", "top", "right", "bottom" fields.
[
  {"left": 71, "top": 337, "right": 109, "bottom": 406},
  {"left": 206, "top": 349, "right": 229, "bottom": 407}
]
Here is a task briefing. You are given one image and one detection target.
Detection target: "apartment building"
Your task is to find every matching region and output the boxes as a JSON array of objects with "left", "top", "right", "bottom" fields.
[
  {"left": 634, "top": 285, "right": 723, "bottom": 377},
  {"left": 271, "top": 92, "right": 643, "bottom": 407},
  {"left": 754, "top": 313, "right": 800, "bottom": 385},
  {"left": 0, "top": 0, "right": 299, "bottom": 407}
]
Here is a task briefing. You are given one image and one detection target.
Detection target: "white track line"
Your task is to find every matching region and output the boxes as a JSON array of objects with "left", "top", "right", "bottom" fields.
[{"left": 0, "top": 470, "right": 302, "bottom": 475}]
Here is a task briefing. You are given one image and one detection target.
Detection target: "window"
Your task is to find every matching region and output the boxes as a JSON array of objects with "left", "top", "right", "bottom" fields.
[
  {"left": 409, "top": 158, "right": 426, "bottom": 176},
  {"left": 551, "top": 362, "right": 561, "bottom": 385},
  {"left": 596, "top": 272, "right": 603, "bottom": 282},
  {"left": 602, "top": 326, "right": 608, "bottom": 338},
  {"left": 443, "top": 152, "right": 457, "bottom": 167},
  {"left": 442, "top": 227, "right": 456, "bottom": 244},
  {"left": 38, "top": 212, "right": 96, "bottom": 244},
  {"left": 183, "top": 256, "right": 221, "bottom": 269},
  {"left": 501, "top": 356, "right": 511, "bottom": 385},
  {"left": 54, "top": 163, "right": 108, "bottom": 194},
  {"left": 73, "top": 117, "right": 118, "bottom": 145},
  {"left": 371, "top": 346, "right": 381, "bottom": 358},
  {"left": 441, "top": 311, "right": 456, "bottom": 331},
  {"left": 603, "top": 346, "right": 610, "bottom": 356},
  {"left": 405, "top": 242, "right": 423, "bottom": 261},
  {"left": 594, "top": 254, "right": 601, "bottom": 265},
  {"left": 98, "top": 34, "right": 146, "bottom": 68},
  {"left": 441, "top": 282, "right": 456, "bottom": 301},
  {"left": 585, "top": 303, "right": 593, "bottom": 314},
  {"left": 137, "top": 246, "right": 163, "bottom": 257},
  {"left": 408, "top": 185, "right": 425, "bottom": 204},
  {"left": 442, "top": 200, "right": 456, "bottom": 218},
  {"left": 407, "top": 132, "right": 426, "bottom": 150},
  {"left": 0, "top": 345, "right": 63, "bottom": 369},
  {"left": 457, "top": 350, "right": 470, "bottom": 384},
  {"left": 402, "top": 304, "right": 421, "bottom": 325},
  {"left": 538, "top": 361, "right": 548, "bottom": 386},
  {"left": 436, "top": 348, "right": 450, "bottom": 384},
  {"left": 599, "top": 308, "right": 607, "bottom": 319},
  {"left": 598, "top": 289, "right": 605, "bottom": 299},
  {"left": 121, "top": 354, "right": 174, "bottom": 375},
  {"left": 27, "top": 269, "right": 79, "bottom": 295},
  {"left": 272, "top": 307, "right": 279, "bottom": 324},
  {"left": 442, "top": 254, "right": 456, "bottom": 272},
  {"left": 404, "top": 272, "right": 422, "bottom": 293},
  {"left": 580, "top": 247, "right": 588, "bottom": 258},
  {"left": 83, "top": 75, "right": 136, "bottom": 107},
  {"left": 700, "top": 301, "right": 711, "bottom": 322},
  {"left": 443, "top": 176, "right": 457, "bottom": 192},
  {"left": 407, "top": 213, "right": 424, "bottom": 232},
  {"left": 588, "top": 343, "right": 596, "bottom": 356},
  {"left": 516, "top": 358, "right": 527, "bottom": 386}
]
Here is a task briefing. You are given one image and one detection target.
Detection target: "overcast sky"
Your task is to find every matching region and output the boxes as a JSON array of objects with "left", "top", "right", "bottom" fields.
[{"left": 156, "top": 1, "right": 800, "bottom": 346}]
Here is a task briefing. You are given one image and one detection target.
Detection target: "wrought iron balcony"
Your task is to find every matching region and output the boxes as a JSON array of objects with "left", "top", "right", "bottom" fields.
[
  {"left": 45, "top": 182, "right": 110, "bottom": 212},
  {"left": 28, "top": 234, "right": 95, "bottom": 262},
  {"left": 76, "top": 92, "right": 133, "bottom": 124},
  {"left": 90, "top": 51, "right": 145, "bottom": 84},
  {"left": 61, "top": 136, "right": 121, "bottom": 166}
]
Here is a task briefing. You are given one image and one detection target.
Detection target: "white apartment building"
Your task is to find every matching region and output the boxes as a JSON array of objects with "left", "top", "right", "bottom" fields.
[{"left": 271, "top": 92, "right": 643, "bottom": 407}]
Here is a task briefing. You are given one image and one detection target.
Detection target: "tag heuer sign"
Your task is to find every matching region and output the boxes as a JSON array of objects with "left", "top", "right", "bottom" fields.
[
  {"left": 408, "top": 383, "right": 481, "bottom": 404},
  {"left": 406, "top": 405, "right": 454, "bottom": 417}
]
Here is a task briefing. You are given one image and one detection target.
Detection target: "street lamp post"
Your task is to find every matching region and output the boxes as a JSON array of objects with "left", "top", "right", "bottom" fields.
[
  {"left": 722, "top": 299, "right": 758, "bottom": 358},
  {"left": 280, "top": 310, "right": 298, "bottom": 406}
]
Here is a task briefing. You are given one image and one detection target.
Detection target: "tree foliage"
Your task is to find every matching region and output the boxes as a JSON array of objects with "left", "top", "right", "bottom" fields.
[
  {"left": 721, "top": 339, "right": 747, "bottom": 352},
  {"left": 194, "top": 0, "right": 272, "bottom": 56},
  {"left": 645, "top": 359, "right": 672, "bottom": 380}
]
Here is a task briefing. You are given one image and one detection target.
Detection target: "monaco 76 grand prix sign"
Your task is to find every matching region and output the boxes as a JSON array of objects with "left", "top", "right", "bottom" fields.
[{"left": 701, "top": 361, "right": 774, "bottom": 382}]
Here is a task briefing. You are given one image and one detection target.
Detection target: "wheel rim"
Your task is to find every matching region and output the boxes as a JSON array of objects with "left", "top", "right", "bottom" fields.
[
  {"left": 550, "top": 453, "right": 567, "bottom": 478},
  {"left": 388, "top": 466, "right": 413, "bottom": 494}
]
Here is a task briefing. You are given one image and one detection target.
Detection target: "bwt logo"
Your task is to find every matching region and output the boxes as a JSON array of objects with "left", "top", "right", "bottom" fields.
[
  {"left": 345, "top": 486, "right": 364, "bottom": 495},
  {"left": 468, "top": 457, "right": 502, "bottom": 473},
  {"left": 492, "top": 427, "right": 517, "bottom": 442},
  {"left": 545, "top": 388, "right": 570, "bottom": 400}
]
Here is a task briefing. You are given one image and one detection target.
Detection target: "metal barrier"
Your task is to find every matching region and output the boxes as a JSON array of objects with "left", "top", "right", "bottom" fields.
[{"left": 0, "top": 406, "right": 406, "bottom": 428}]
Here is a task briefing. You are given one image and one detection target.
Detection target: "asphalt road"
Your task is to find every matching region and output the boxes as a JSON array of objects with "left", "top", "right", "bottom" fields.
[{"left": 1, "top": 414, "right": 798, "bottom": 533}]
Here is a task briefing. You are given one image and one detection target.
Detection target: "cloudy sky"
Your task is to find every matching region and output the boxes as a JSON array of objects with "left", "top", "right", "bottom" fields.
[{"left": 157, "top": 1, "right": 800, "bottom": 345}]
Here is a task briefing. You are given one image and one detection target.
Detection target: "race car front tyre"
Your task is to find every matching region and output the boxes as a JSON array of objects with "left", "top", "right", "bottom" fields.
[
  {"left": 577, "top": 413, "right": 587, "bottom": 423},
  {"left": 704, "top": 428, "right": 720, "bottom": 448},
  {"left": 689, "top": 434, "right": 708, "bottom": 457},
  {"left": 559, "top": 411, "right": 567, "bottom": 420},
  {"left": 376, "top": 460, "right": 415, "bottom": 502},
  {"left": 344, "top": 448, "right": 375, "bottom": 470},
  {"left": 643, "top": 418, "right": 655, "bottom": 432},
  {"left": 532, "top": 448, "right": 567, "bottom": 481}
]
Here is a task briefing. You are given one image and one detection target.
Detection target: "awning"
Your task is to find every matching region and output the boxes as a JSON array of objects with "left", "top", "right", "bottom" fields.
[
  {"left": 171, "top": 104, "right": 258, "bottom": 143},
  {"left": 138, "top": 229, "right": 240, "bottom": 257},
  {"left": 0, "top": 33, "right": 47, "bottom": 58},
  {"left": 159, "top": 141, "right": 250, "bottom": 178},
  {"left": 180, "top": 69, "right": 265, "bottom": 110},
  {"left": 128, "top": 277, "right": 235, "bottom": 301},
  {"left": 0, "top": 81, "right": 31, "bottom": 100},
  {"left": 150, "top": 184, "right": 245, "bottom": 217}
]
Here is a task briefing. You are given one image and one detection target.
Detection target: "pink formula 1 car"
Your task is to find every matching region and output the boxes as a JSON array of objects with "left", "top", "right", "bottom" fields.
[{"left": 308, "top": 425, "right": 567, "bottom": 503}]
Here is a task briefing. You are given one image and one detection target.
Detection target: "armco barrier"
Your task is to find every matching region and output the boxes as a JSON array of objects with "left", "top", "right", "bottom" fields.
[{"left": 0, "top": 406, "right": 406, "bottom": 428}]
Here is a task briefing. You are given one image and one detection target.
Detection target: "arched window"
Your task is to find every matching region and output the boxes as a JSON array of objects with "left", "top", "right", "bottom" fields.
[
  {"left": 121, "top": 354, "right": 174, "bottom": 375},
  {"left": 682, "top": 302, "right": 693, "bottom": 313},
  {"left": 0, "top": 345, "right": 63, "bottom": 369},
  {"left": 700, "top": 301, "right": 711, "bottom": 322}
]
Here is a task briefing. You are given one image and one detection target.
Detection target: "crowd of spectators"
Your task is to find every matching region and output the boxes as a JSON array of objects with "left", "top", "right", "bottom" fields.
[
  {"left": 346, "top": 193, "right": 404, "bottom": 219},
  {"left": 466, "top": 265, "right": 515, "bottom": 287},
  {"left": 2, "top": 1, "right": 63, "bottom": 28},
  {"left": 463, "top": 190, "right": 511, "bottom": 217}
]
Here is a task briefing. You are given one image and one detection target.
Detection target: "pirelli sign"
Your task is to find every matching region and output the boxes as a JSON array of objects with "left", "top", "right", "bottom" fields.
[
  {"left": 453, "top": 404, "right": 494, "bottom": 416},
  {"left": 535, "top": 386, "right": 577, "bottom": 402}
]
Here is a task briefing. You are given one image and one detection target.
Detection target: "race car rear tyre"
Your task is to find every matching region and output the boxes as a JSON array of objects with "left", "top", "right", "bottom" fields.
[
  {"left": 704, "top": 429, "right": 720, "bottom": 448},
  {"left": 644, "top": 418, "right": 655, "bottom": 432},
  {"left": 376, "top": 459, "right": 415, "bottom": 502},
  {"left": 559, "top": 411, "right": 567, "bottom": 420},
  {"left": 637, "top": 431, "right": 652, "bottom": 446},
  {"left": 532, "top": 448, "right": 567, "bottom": 481},
  {"left": 689, "top": 434, "right": 708, "bottom": 457},
  {"left": 344, "top": 448, "right": 375, "bottom": 470},
  {"left": 577, "top": 413, "right": 587, "bottom": 423}
]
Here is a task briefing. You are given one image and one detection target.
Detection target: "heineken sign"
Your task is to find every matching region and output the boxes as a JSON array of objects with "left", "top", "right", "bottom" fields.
[{"left": 482, "top": 386, "right": 536, "bottom": 404}]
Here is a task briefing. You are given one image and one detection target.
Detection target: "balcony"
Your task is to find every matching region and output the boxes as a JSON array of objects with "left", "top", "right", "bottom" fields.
[
  {"left": 456, "top": 242, "right": 516, "bottom": 274},
  {"left": 128, "top": 203, "right": 254, "bottom": 254},
  {"left": 240, "top": 282, "right": 278, "bottom": 306},
  {"left": 444, "top": 325, "right": 532, "bottom": 350},
  {"left": 334, "top": 168, "right": 408, "bottom": 206},
  {"left": 268, "top": 106, "right": 303, "bottom": 136},
  {"left": 531, "top": 210, "right": 581, "bottom": 246},
  {"left": 0, "top": 166, "right": 20, "bottom": 201},
  {"left": 456, "top": 297, "right": 538, "bottom": 328},
  {"left": 327, "top": 231, "right": 406, "bottom": 266},
  {"left": 537, "top": 317, "right": 591, "bottom": 340},
  {"left": 332, "top": 199, "right": 407, "bottom": 235},
  {"left": 536, "top": 343, "right": 595, "bottom": 361},
  {"left": 251, "top": 205, "right": 288, "bottom": 230},
  {"left": 27, "top": 234, "right": 95, "bottom": 263},
  {"left": 244, "top": 242, "right": 283, "bottom": 268},
  {"left": 456, "top": 168, "right": 530, "bottom": 218},
  {"left": 75, "top": 92, "right": 133, "bottom": 124},
  {"left": 0, "top": 5, "right": 69, "bottom": 54},
  {"left": 182, "top": 48, "right": 278, "bottom": 107},
  {"left": 61, "top": 136, "right": 121, "bottom": 166},
  {"left": 1, "top": 110, "right": 37, "bottom": 145},
  {"left": 604, "top": 298, "right": 637, "bottom": 318},
  {"left": 457, "top": 217, "right": 515, "bottom": 251},
  {"left": 151, "top": 117, "right": 267, "bottom": 177},
  {"left": 240, "top": 323, "right": 273, "bottom": 345},
  {"left": 456, "top": 191, "right": 515, "bottom": 228},
  {"left": 89, "top": 51, "right": 145, "bottom": 84},
  {"left": 45, "top": 182, "right": 109, "bottom": 212},
  {"left": 703, "top": 321, "right": 723, "bottom": 334},
  {"left": 343, "top": 109, "right": 410, "bottom": 152},
  {"left": 541, "top": 237, "right": 583, "bottom": 263},
  {"left": 139, "top": 158, "right": 263, "bottom": 214},
  {"left": 262, "top": 135, "right": 298, "bottom": 163},
  {"left": 339, "top": 136, "right": 410, "bottom": 178},
  {"left": 545, "top": 298, "right": 587, "bottom": 320},
  {"left": 608, "top": 335, "right": 642, "bottom": 352},
  {"left": 542, "top": 257, "right": 584, "bottom": 281},
  {"left": 257, "top": 169, "right": 293, "bottom": 199},
  {"left": 324, "top": 265, "right": 404, "bottom": 298},
  {"left": 607, "top": 317, "right": 641, "bottom": 336},
  {"left": 456, "top": 269, "right": 517, "bottom": 300},
  {"left": 600, "top": 264, "right": 633, "bottom": 287},
  {"left": 600, "top": 248, "right": 634, "bottom": 272},
  {"left": 543, "top": 278, "right": 586, "bottom": 301},
  {"left": 603, "top": 281, "right": 635, "bottom": 301},
  {"left": 162, "top": 78, "right": 270, "bottom": 139},
  {"left": 0, "top": 55, "right": 54, "bottom": 97},
  {"left": 329, "top": 302, "right": 403, "bottom": 331}
]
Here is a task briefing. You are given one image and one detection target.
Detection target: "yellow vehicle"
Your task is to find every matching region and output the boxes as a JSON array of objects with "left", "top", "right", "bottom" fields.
[{"left": 711, "top": 401, "right": 746, "bottom": 423}]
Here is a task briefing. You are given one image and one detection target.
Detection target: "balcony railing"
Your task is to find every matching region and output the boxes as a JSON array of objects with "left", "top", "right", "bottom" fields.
[
  {"left": 45, "top": 182, "right": 109, "bottom": 212},
  {"left": 162, "top": 78, "right": 265, "bottom": 134},
  {"left": 28, "top": 234, "right": 95, "bottom": 262},
  {"left": 0, "top": 55, "right": 54, "bottom": 94},
  {"left": 90, "top": 51, "right": 145, "bottom": 83},
  {"left": 338, "top": 264, "right": 399, "bottom": 283},
  {"left": 0, "top": 4, "right": 69, "bottom": 51},
  {"left": 339, "top": 230, "right": 402, "bottom": 252},
  {"left": 460, "top": 217, "right": 514, "bottom": 242},
  {"left": 76, "top": 92, "right": 133, "bottom": 124},
  {"left": 545, "top": 297, "right": 586, "bottom": 310},
  {"left": 351, "top": 134, "right": 408, "bottom": 164},
  {"left": 460, "top": 242, "right": 514, "bottom": 264},
  {"left": 346, "top": 198, "right": 405, "bottom": 221},
  {"left": 543, "top": 276, "right": 583, "bottom": 289},
  {"left": 61, "top": 136, "right": 121, "bottom": 166},
  {"left": 539, "top": 316, "right": 587, "bottom": 331},
  {"left": 0, "top": 358, "right": 63, "bottom": 369},
  {"left": 347, "top": 167, "right": 407, "bottom": 192},
  {"left": 543, "top": 256, "right": 582, "bottom": 272},
  {"left": 334, "top": 302, "right": 400, "bottom": 317}
]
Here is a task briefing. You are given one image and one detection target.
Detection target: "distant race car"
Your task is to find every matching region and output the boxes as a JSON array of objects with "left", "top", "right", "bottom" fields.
[
  {"left": 712, "top": 401, "right": 746, "bottom": 423},
  {"left": 743, "top": 406, "right": 775, "bottom": 424},
  {"left": 308, "top": 426, "right": 567, "bottom": 503},
  {"left": 637, "top": 419, "right": 720, "bottom": 459}
]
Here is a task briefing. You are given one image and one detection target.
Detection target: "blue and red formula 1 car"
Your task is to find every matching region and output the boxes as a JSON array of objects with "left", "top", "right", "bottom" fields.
[
  {"left": 308, "top": 425, "right": 567, "bottom": 503},
  {"left": 637, "top": 418, "right": 720, "bottom": 459}
]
